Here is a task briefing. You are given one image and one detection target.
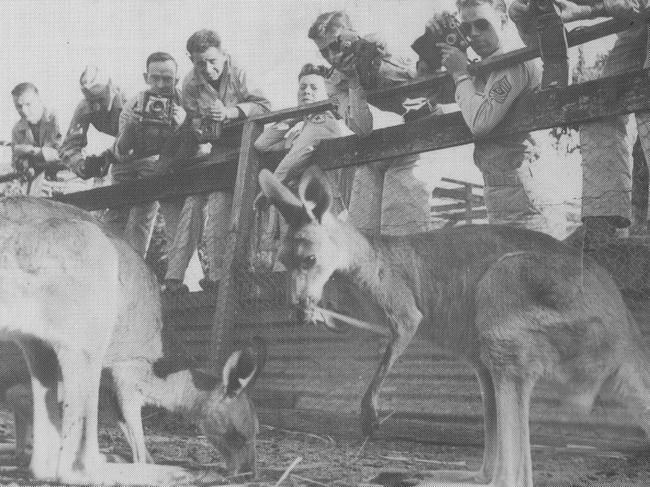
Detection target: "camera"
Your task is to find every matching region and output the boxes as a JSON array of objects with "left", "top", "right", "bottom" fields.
[
  {"left": 141, "top": 91, "right": 174, "bottom": 126},
  {"left": 411, "top": 13, "right": 470, "bottom": 70},
  {"left": 336, "top": 33, "right": 383, "bottom": 89},
  {"left": 193, "top": 118, "right": 223, "bottom": 144}
]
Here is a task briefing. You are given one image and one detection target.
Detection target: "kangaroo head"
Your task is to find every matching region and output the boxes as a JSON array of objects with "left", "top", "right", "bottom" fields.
[
  {"left": 259, "top": 166, "right": 349, "bottom": 325},
  {"left": 198, "top": 338, "right": 266, "bottom": 476}
]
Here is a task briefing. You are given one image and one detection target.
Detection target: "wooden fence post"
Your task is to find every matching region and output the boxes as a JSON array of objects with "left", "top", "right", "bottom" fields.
[{"left": 210, "top": 120, "right": 264, "bottom": 373}]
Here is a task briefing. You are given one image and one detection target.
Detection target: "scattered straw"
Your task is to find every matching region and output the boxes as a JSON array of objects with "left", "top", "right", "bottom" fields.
[
  {"left": 378, "top": 409, "right": 396, "bottom": 425},
  {"left": 290, "top": 473, "right": 329, "bottom": 487},
  {"left": 351, "top": 436, "right": 370, "bottom": 464},
  {"left": 273, "top": 456, "right": 303, "bottom": 487}
]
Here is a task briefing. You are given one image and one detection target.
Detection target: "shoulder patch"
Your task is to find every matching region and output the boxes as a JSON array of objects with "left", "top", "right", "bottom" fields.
[{"left": 488, "top": 75, "right": 512, "bottom": 104}]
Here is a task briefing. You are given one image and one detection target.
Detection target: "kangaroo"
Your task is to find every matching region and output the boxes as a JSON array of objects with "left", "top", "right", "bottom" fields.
[
  {"left": 259, "top": 166, "right": 650, "bottom": 487},
  {"left": 5, "top": 338, "right": 265, "bottom": 477},
  {"left": 0, "top": 196, "right": 264, "bottom": 484}
]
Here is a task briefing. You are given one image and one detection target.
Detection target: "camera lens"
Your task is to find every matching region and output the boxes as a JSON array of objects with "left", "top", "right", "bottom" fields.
[{"left": 446, "top": 33, "right": 458, "bottom": 46}]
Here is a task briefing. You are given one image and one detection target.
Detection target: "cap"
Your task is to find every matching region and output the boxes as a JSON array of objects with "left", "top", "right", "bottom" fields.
[{"left": 79, "top": 65, "right": 110, "bottom": 96}]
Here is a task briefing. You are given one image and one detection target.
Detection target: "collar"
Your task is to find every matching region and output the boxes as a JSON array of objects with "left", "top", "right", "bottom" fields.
[{"left": 15, "top": 108, "right": 50, "bottom": 131}]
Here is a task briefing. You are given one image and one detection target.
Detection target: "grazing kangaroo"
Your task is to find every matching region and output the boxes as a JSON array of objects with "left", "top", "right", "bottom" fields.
[
  {"left": 259, "top": 167, "right": 650, "bottom": 487},
  {"left": 0, "top": 196, "right": 264, "bottom": 484}
]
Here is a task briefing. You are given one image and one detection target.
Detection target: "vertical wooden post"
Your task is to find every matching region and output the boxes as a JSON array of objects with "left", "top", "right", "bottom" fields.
[
  {"left": 210, "top": 120, "right": 264, "bottom": 373},
  {"left": 464, "top": 183, "right": 473, "bottom": 225}
]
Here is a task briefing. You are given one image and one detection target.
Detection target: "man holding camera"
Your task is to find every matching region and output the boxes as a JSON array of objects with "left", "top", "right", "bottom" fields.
[
  {"left": 308, "top": 11, "right": 434, "bottom": 236},
  {"left": 511, "top": 0, "right": 650, "bottom": 246},
  {"left": 162, "top": 29, "right": 271, "bottom": 293},
  {"left": 9, "top": 82, "right": 64, "bottom": 196},
  {"left": 425, "top": 0, "right": 546, "bottom": 231},
  {"left": 104, "top": 52, "right": 186, "bottom": 258},
  {"left": 60, "top": 65, "right": 125, "bottom": 181}
]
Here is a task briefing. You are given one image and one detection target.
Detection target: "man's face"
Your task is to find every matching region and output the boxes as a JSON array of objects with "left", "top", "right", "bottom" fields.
[
  {"left": 314, "top": 27, "right": 357, "bottom": 71},
  {"left": 144, "top": 59, "right": 178, "bottom": 95},
  {"left": 81, "top": 84, "right": 112, "bottom": 113},
  {"left": 191, "top": 46, "right": 227, "bottom": 82},
  {"left": 459, "top": 3, "right": 506, "bottom": 59},
  {"left": 297, "top": 74, "right": 329, "bottom": 105},
  {"left": 13, "top": 90, "right": 44, "bottom": 124}
]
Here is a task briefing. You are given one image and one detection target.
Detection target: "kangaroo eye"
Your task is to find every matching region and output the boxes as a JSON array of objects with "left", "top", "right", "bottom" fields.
[{"left": 301, "top": 255, "right": 317, "bottom": 270}]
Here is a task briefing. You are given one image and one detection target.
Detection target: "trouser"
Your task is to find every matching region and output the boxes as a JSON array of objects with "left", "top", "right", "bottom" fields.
[
  {"left": 347, "top": 155, "right": 433, "bottom": 236},
  {"left": 580, "top": 26, "right": 649, "bottom": 226},
  {"left": 102, "top": 156, "right": 161, "bottom": 258},
  {"left": 482, "top": 168, "right": 547, "bottom": 232},
  {"left": 164, "top": 191, "right": 232, "bottom": 282}
]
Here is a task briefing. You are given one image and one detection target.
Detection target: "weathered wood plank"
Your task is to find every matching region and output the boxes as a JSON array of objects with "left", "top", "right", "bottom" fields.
[
  {"left": 312, "top": 69, "right": 650, "bottom": 170},
  {"left": 54, "top": 159, "right": 237, "bottom": 211},
  {"left": 209, "top": 121, "right": 264, "bottom": 373}
]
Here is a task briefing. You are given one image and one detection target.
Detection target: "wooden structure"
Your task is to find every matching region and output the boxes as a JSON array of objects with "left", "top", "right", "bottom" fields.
[
  {"left": 431, "top": 177, "right": 486, "bottom": 227},
  {"left": 52, "top": 13, "right": 650, "bottom": 448}
]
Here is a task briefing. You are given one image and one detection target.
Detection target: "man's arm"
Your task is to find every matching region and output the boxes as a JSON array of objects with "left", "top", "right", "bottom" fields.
[
  {"left": 232, "top": 66, "right": 272, "bottom": 118},
  {"left": 455, "top": 64, "right": 531, "bottom": 137},
  {"left": 59, "top": 101, "right": 91, "bottom": 174},
  {"left": 254, "top": 122, "right": 291, "bottom": 152}
]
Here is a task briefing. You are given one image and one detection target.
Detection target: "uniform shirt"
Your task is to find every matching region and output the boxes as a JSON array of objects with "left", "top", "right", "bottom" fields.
[
  {"left": 182, "top": 53, "right": 271, "bottom": 129},
  {"left": 454, "top": 46, "right": 542, "bottom": 179},
  {"left": 11, "top": 108, "right": 62, "bottom": 171},
  {"left": 254, "top": 111, "right": 353, "bottom": 183},
  {"left": 326, "top": 34, "right": 417, "bottom": 136},
  {"left": 59, "top": 86, "right": 126, "bottom": 174},
  {"left": 114, "top": 89, "right": 182, "bottom": 161}
]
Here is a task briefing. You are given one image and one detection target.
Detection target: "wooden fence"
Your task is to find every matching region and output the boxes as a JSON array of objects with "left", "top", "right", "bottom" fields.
[{"left": 52, "top": 12, "right": 650, "bottom": 448}]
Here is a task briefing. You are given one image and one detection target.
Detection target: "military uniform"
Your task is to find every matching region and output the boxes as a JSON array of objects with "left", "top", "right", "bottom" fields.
[
  {"left": 165, "top": 54, "right": 271, "bottom": 285},
  {"left": 511, "top": 0, "right": 650, "bottom": 229},
  {"left": 103, "top": 89, "right": 183, "bottom": 258},
  {"left": 59, "top": 86, "right": 125, "bottom": 176},
  {"left": 453, "top": 46, "right": 546, "bottom": 230},
  {"left": 11, "top": 108, "right": 69, "bottom": 197},
  {"left": 328, "top": 37, "right": 434, "bottom": 236}
]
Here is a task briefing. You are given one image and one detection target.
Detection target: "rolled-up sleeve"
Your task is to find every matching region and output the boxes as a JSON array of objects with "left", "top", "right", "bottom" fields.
[{"left": 60, "top": 102, "right": 90, "bottom": 173}]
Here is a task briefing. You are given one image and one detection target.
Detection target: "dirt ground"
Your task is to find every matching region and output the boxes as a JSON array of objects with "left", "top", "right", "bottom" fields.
[{"left": 0, "top": 409, "right": 647, "bottom": 487}]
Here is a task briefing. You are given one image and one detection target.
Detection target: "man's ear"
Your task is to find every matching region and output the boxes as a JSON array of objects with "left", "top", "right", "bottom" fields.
[
  {"left": 298, "top": 166, "right": 333, "bottom": 223},
  {"left": 258, "top": 169, "right": 310, "bottom": 226},
  {"left": 142, "top": 72, "right": 148, "bottom": 84}
]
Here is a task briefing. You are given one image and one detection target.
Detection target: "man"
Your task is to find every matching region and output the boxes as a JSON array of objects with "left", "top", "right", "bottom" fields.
[
  {"left": 60, "top": 65, "right": 125, "bottom": 180},
  {"left": 308, "top": 11, "right": 434, "bottom": 237},
  {"left": 163, "top": 29, "right": 271, "bottom": 293},
  {"left": 426, "top": 0, "right": 546, "bottom": 231},
  {"left": 106, "top": 52, "right": 186, "bottom": 258},
  {"left": 10, "top": 82, "right": 63, "bottom": 196},
  {"left": 253, "top": 63, "right": 354, "bottom": 268},
  {"left": 510, "top": 0, "right": 649, "bottom": 246}
]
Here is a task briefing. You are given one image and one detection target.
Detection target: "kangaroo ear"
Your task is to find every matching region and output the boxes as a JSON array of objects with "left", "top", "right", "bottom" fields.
[
  {"left": 222, "top": 342, "right": 263, "bottom": 397},
  {"left": 298, "top": 166, "right": 333, "bottom": 223},
  {"left": 258, "top": 169, "right": 310, "bottom": 227}
]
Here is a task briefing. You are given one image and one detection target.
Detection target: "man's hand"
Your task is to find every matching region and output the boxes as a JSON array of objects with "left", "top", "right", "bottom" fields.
[
  {"left": 173, "top": 104, "right": 187, "bottom": 126},
  {"left": 426, "top": 11, "right": 453, "bottom": 37},
  {"left": 509, "top": 0, "right": 534, "bottom": 29},
  {"left": 555, "top": 0, "right": 593, "bottom": 22},
  {"left": 205, "top": 100, "right": 240, "bottom": 122},
  {"left": 438, "top": 43, "right": 469, "bottom": 80},
  {"left": 13, "top": 144, "right": 40, "bottom": 157}
]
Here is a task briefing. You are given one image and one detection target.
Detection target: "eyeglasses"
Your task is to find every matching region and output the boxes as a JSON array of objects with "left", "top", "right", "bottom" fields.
[{"left": 460, "top": 18, "right": 492, "bottom": 35}]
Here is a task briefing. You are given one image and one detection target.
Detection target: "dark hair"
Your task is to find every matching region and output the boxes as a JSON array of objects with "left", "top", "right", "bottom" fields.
[
  {"left": 456, "top": 0, "right": 507, "bottom": 14},
  {"left": 298, "top": 63, "right": 329, "bottom": 80},
  {"left": 11, "top": 82, "right": 39, "bottom": 98},
  {"left": 186, "top": 29, "right": 222, "bottom": 54},
  {"left": 146, "top": 51, "right": 177, "bottom": 70},
  {"left": 308, "top": 11, "right": 353, "bottom": 41}
]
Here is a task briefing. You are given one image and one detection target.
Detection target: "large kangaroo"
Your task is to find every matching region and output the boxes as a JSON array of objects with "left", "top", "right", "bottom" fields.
[
  {"left": 259, "top": 167, "right": 650, "bottom": 487},
  {"left": 0, "top": 196, "right": 264, "bottom": 484}
]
